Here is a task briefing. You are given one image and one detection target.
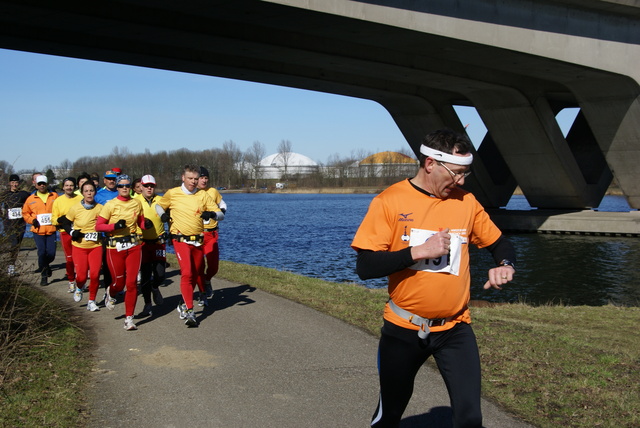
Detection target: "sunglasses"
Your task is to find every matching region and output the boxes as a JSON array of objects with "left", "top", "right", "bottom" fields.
[
  {"left": 37, "top": 182, "right": 47, "bottom": 185},
  {"left": 142, "top": 183, "right": 155, "bottom": 188},
  {"left": 117, "top": 184, "right": 131, "bottom": 188}
]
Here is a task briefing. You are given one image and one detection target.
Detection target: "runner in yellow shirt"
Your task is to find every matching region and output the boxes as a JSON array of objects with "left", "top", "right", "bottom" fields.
[
  {"left": 52, "top": 177, "right": 82, "bottom": 292},
  {"left": 156, "top": 165, "right": 223, "bottom": 327},
  {"left": 134, "top": 174, "right": 166, "bottom": 317},
  {"left": 196, "top": 166, "right": 228, "bottom": 305},
  {"left": 64, "top": 180, "right": 104, "bottom": 311}
]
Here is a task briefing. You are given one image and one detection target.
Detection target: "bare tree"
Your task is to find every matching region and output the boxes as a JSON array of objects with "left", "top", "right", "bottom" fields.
[
  {"left": 277, "top": 139, "right": 293, "bottom": 181},
  {"left": 245, "top": 140, "right": 266, "bottom": 189},
  {"left": 219, "top": 140, "right": 242, "bottom": 188}
]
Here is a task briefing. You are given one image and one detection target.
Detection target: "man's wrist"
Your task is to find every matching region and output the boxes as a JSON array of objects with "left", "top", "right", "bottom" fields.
[{"left": 499, "top": 259, "right": 516, "bottom": 271}]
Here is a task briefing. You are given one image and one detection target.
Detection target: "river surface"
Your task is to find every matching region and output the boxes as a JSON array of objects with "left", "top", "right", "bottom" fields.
[
  {"left": 216, "top": 193, "right": 640, "bottom": 306},
  {"left": 18, "top": 192, "right": 639, "bottom": 306}
]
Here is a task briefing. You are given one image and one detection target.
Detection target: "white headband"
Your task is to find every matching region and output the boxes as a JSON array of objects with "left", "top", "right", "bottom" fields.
[{"left": 420, "top": 145, "right": 473, "bottom": 166}]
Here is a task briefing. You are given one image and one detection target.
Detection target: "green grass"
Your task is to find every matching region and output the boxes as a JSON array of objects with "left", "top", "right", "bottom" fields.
[
  {"left": 214, "top": 260, "right": 640, "bottom": 428},
  {"left": 2, "top": 254, "right": 638, "bottom": 427}
]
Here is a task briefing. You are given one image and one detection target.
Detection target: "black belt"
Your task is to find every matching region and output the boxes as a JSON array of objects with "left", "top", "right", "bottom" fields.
[
  {"left": 107, "top": 235, "right": 138, "bottom": 246},
  {"left": 142, "top": 233, "right": 167, "bottom": 244},
  {"left": 170, "top": 233, "right": 204, "bottom": 244},
  {"left": 204, "top": 227, "right": 218, "bottom": 233}
]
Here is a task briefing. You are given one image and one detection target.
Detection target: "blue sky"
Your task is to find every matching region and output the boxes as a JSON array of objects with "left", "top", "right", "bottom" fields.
[{"left": 1, "top": 48, "right": 574, "bottom": 173}]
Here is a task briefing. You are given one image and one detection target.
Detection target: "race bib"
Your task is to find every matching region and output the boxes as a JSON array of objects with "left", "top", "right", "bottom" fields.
[
  {"left": 408, "top": 228, "right": 462, "bottom": 276},
  {"left": 184, "top": 240, "right": 202, "bottom": 247},
  {"left": 116, "top": 241, "right": 136, "bottom": 252},
  {"left": 84, "top": 232, "right": 98, "bottom": 242},
  {"left": 36, "top": 213, "right": 52, "bottom": 226},
  {"left": 155, "top": 249, "right": 166, "bottom": 258},
  {"left": 8, "top": 207, "right": 22, "bottom": 220}
]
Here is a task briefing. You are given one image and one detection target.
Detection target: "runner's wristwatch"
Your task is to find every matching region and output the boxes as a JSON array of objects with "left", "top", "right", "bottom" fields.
[{"left": 499, "top": 259, "right": 516, "bottom": 271}]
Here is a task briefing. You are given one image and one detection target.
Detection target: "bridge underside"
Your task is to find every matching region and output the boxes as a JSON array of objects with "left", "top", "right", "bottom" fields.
[{"left": 1, "top": 0, "right": 639, "bottom": 209}]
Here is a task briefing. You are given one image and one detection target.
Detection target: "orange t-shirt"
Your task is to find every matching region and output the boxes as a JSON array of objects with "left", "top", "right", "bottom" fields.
[{"left": 351, "top": 179, "right": 502, "bottom": 332}]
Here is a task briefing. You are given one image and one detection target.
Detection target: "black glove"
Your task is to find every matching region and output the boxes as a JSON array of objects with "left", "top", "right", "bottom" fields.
[
  {"left": 57, "top": 215, "right": 71, "bottom": 227},
  {"left": 144, "top": 218, "right": 153, "bottom": 229},
  {"left": 71, "top": 230, "right": 85, "bottom": 242},
  {"left": 160, "top": 213, "right": 170, "bottom": 223},
  {"left": 32, "top": 218, "right": 40, "bottom": 228},
  {"left": 201, "top": 211, "right": 216, "bottom": 221},
  {"left": 114, "top": 219, "right": 127, "bottom": 230},
  {"left": 57, "top": 215, "right": 73, "bottom": 233}
]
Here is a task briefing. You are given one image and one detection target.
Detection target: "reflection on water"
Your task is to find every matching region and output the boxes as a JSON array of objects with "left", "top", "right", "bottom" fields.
[
  {"left": 470, "top": 234, "right": 640, "bottom": 306},
  {"left": 219, "top": 193, "right": 640, "bottom": 307}
]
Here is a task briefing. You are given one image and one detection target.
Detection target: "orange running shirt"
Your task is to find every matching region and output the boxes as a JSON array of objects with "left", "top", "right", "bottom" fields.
[{"left": 351, "top": 179, "right": 502, "bottom": 332}]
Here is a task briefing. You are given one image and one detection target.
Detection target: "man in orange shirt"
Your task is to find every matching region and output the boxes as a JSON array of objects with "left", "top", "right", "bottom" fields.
[
  {"left": 22, "top": 175, "right": 58, "bottom": 285},
  {"left": 352, "top": 129, "right": 516, "bottom": 428}
]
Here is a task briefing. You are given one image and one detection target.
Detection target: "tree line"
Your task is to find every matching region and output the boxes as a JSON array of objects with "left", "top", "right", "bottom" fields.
[{"left": 1, "top": 140, "right": 418, "bottom": 191}]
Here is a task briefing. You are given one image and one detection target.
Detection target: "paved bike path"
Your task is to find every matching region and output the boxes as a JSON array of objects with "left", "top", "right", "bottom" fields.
[{"left": 22, "top": 248, "right": 532, "bottom": 427}]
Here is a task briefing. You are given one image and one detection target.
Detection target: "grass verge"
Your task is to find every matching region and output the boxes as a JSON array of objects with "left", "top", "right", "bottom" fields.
[
  {"left": 0, "top": 276, "right": 91, "bottom": 427},
  {"left": 3, "top": 253, "right": 638, "bottom": 427},
  {"left": 216, "top": 260, "right": 640, "bottom": 428}
]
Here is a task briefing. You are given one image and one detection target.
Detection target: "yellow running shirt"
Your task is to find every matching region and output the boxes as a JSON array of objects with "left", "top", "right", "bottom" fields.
[
  {"left": 157, "top": 187, "right": 220, "bottom": 236},
  {"left": 134, "top": 193, "right": 165, "bottom": 239},
  {"left": 66, "top": 202, "right": 104, "bottom": 249},
  {"left": 52, "top": 194, "right": 82, "bottom": 233},
  {"left": 99, "top": 197, "right": 144, "bottom": 238}
]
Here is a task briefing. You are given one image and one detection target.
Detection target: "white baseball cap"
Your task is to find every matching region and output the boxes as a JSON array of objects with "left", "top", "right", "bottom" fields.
[
  {"left": 35, "top": 175, "right": 48, "bottom": 184},
  {"left": 141, "top": 174, "right": 156, "bottom": 185}
]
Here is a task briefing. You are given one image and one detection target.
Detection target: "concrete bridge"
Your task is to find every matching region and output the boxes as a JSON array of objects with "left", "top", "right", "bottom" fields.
[{"left": 1, "top": 0, "right": 639, "bottom": 209}]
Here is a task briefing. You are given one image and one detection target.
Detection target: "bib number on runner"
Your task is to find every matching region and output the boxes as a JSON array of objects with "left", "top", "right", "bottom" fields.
[
  {"left": 8, "top": 207, "right": 22, "bottom": 220},
  {"left": 84, "top": 232, "right": 98, "bottom": 242},
  {"left": 36, "top": 213, "right": 52, "bottom": 226},
  {"left": 408, "top": 228, "right": 462, "bottom": 276},
  {"left": 116, "top": 241, "right": 135, "bottom": 252},
  {"left": 155, "top": 249, "right": 166, "bottom": 258}
]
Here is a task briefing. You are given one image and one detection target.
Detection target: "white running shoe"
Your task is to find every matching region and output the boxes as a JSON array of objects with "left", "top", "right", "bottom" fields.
[
  {"left": 184, "top": 309, "right": 198, "bottom": 327},
  {"left": 198, "top": 295, "right": 208, "bottom": 307},
  {"left": 73, "top": 288, "right": 83, "bottom": 302},
  {"left": 104, "top": 287, "right": 116, "bottom": 310},
  {"left": 87, "top": 300, "right": 100, "bottom": 312},
  {"left": 176, "top": 303, "right": 187, "bottom": 320},
  {"left": 124, "top": 316, "right": 137, "bottom": 331},
  {"left": 68, "top": 282, "right": 76, "bottom": 293}
]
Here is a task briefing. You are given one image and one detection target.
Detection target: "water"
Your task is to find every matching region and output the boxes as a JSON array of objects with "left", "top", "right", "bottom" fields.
[
  {"left": 216, "top": 193, "right": 640, "bottom": 306},
  {"left": 19, "top": 193, "right": 638, "bottom": 306}
]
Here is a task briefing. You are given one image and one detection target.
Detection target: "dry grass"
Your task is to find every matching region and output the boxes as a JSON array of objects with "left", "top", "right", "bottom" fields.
[{"left": 0, "top": 269, "right": 91, "bottom": 427}]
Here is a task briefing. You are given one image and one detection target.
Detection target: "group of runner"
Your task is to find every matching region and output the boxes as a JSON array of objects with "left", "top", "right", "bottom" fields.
[{"left": 1, "top": 165, "right": 226, "bottom": 331}]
